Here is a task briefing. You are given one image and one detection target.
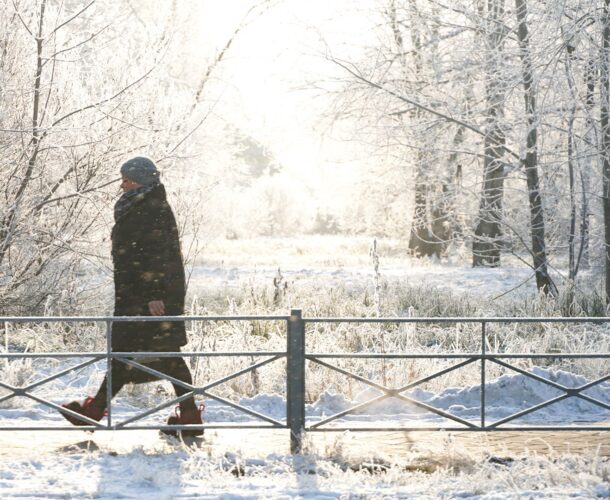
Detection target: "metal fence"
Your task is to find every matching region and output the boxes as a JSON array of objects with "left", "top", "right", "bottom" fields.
[{"left": 0, "top": 310, "right": 609, "bottom": 453}]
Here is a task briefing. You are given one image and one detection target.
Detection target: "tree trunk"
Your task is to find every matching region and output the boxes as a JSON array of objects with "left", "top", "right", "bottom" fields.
[
  {"left": 472, "top": 0, "right": 507, "bottom": 267},
  {"left": 565, "top": 43, "right": 577, "bottom": 280},
  {"left": 395, "top": 0, "right": 452, "bottom": 258},
  {"left": 0, "top": 0, "right": 46, "bottom": 267},
  {"left": 579, "top": 55, "right": 596, "bottom": 271},
  {"left": 515, "top": 0, "right": 558, "bottom": 296},
  {"left": 601, "top": 0, "right": 610, "bottom": 303}
]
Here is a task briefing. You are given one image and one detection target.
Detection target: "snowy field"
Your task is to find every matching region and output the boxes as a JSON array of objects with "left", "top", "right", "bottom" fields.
[
  {"left": 188, "top": 236, "right": 544, "bottom": 302},
  {"left": 188, "top": 262, "right": 538, "bottom": 304},
  {"left": 1, "top": 237, "right": 609, "bottom": 498}
]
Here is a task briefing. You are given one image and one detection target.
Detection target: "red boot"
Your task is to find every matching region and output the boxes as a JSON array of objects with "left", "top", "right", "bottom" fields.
[
  {"left": 162, "top": 402, "right": 205, "bottom": 437},
  {"left": 60, "top": 396, "right": 106, "bottom": 426}
]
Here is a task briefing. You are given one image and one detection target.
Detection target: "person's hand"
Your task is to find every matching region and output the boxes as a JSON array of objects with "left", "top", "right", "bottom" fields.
[{"left": 148, "top": 300, "right": 165, "bottom": 316}]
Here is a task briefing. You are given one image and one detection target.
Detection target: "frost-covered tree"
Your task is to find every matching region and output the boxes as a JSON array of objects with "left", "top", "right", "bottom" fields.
[
  {"left": 0, "top": 0, "right": 271, "bottom": 313},
  {"left": 514, "top": 0, "right": 557, "bottom": 295},
  {"left": 472, "top": 0, "right": 509, "bottom": 267},
  {"left": 601, "top": 0, "right": 610, "bottom": 302},
  {"left": 318, "top": 0, "right": 610, "bottom": 296}
]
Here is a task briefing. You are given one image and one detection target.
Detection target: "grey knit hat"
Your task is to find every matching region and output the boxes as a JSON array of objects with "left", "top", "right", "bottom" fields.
[{"left": 120, "top": 156, "right": 160, "bottom": 186}]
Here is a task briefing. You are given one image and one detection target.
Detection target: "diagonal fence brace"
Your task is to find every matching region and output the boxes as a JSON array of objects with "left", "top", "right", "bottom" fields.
[
  {"left": 487, "top": 358, "right": 610, "bottom": 426},
  {"left": 307, "top": 356, "right": 479, "bottom": 429},
  {"left": 0, "top": 356, "right": 104, "bottom": 408},
  {"left": 112, "top": 354, "right": 285, "bottom": 427}
]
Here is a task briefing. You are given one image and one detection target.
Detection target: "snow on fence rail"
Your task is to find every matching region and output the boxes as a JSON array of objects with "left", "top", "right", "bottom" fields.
[{"left": 0, "top": 311, "right": 609, "bottom": 453}]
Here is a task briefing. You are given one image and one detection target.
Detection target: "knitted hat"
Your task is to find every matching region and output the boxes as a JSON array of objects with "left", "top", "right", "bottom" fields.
[{"left": 120, "top": 157, "right": 160, "bottom": 186}]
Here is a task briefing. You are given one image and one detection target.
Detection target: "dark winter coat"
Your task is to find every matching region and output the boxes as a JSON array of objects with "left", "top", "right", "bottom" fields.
[{"left": 111, "top": 183, "right": 187, "bottom": 351}]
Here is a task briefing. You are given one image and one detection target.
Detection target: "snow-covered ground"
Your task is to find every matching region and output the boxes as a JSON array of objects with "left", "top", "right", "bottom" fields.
[
  {"left": 189, "top": 263, "right": 540, "bottom": 301},
  {"left": 1, "top": 237, "right": 608, "bottom": 498},
  {"left": 83, "top": 235, "right": 601, "bottom": 309},
  {"left": 0, "top": 362, "right": 608, "bottom": 498},
  {"left": 0, "top": 444, "right": 607, "bottom": 499}
]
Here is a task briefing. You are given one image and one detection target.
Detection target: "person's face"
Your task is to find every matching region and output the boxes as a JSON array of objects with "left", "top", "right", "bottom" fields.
[{"left": 120, "top": 176, "right": 142, "bottom": 193}]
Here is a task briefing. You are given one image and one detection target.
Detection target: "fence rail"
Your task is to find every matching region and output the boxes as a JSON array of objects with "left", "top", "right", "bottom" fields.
[{"left": 1, "top": 311, "right": 609, "bottom": 453}]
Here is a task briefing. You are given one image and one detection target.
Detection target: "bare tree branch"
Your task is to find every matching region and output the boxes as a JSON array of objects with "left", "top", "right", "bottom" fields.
[
  {"left": 46, "top": 0, "right": 96, "bottom": 39},
  {"left": 42, "top": 23, "right": 111, "bottom": 65},
  {"left": 33, "top": 177, "right": 120, "bottom": 212},
  {"left": 11, "top": 0, "right": 34, "bottom": 38},
  {"left": 48, "top": 64, "right": 157, "bottom": 131},
  {"left": 327, "top": 54, "right": 520, "bottom": 161}
]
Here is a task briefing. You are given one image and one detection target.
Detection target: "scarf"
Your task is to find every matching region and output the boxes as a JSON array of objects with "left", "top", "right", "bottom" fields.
[{"left": 113, "top": 183, "right": 159, "bottom": 222}]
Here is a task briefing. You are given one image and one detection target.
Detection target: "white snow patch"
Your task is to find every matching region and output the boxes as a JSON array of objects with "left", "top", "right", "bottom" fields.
[
  {"left": 1, "top": 367, "right": 607, "bottom": 427},
  {"left": 189, "top": 264, "right": 540, "bottom": 299}
]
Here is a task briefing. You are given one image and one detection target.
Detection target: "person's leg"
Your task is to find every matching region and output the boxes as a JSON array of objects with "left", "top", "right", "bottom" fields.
[
  {"left": 92, "top": 356, "right": 195, "bottom": 405},
  {"left": 60, "top": 360, "right": 131, "bottom": 425},
  {"left": 158, "top": 357, "right": 197, "bottom": 411},
  {"left": 90, "top": 359, "right": 131, "bottom": 409},
  {"left": 156, "top": 357, "right": 203, "bottom": 435}
]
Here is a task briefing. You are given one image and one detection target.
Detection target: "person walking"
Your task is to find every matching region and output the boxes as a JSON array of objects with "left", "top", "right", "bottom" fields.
[{"left": 60, "top": 157, "right": 203, "bottom": 436}]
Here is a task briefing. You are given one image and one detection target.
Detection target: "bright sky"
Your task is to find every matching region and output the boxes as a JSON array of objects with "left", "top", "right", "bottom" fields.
[{"left": 196, "top": 0, "right": 379, "bottom": 209}]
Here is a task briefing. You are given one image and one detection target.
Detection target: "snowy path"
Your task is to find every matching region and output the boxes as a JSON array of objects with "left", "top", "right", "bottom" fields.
[
  {"left": 1, "top": 427, "right": 609, "bottom": 498},
  {"left": 1, "top": 427, "right": 609, "bottom": 461}
]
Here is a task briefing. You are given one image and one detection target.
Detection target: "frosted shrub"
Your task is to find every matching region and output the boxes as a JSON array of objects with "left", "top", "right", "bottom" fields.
[
  {"left": 392, "top": 283, "right": 478, "bottom": 318},
  {"left": 497, "top": 285, "right": 608, "bottom": 318},
  {"left": 1, "top": 277, "right": 608, "bottom": 408},
  {"left": 176, "top": 281, "right": 609, "bottom": 402},
  {"left": 0, "top": 357, "right": 35, "bottom": 409}
]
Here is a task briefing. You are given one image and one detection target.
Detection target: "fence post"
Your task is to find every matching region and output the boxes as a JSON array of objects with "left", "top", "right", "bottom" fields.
[
  {"left": 106, "top": 320, "right": 113, "bottom": 428},
  {"left": 287, "top": 308, "right": 305, "bottom": 454},
  {"left": 480, "top": 321, "right": 486, "bottom": 430}
]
